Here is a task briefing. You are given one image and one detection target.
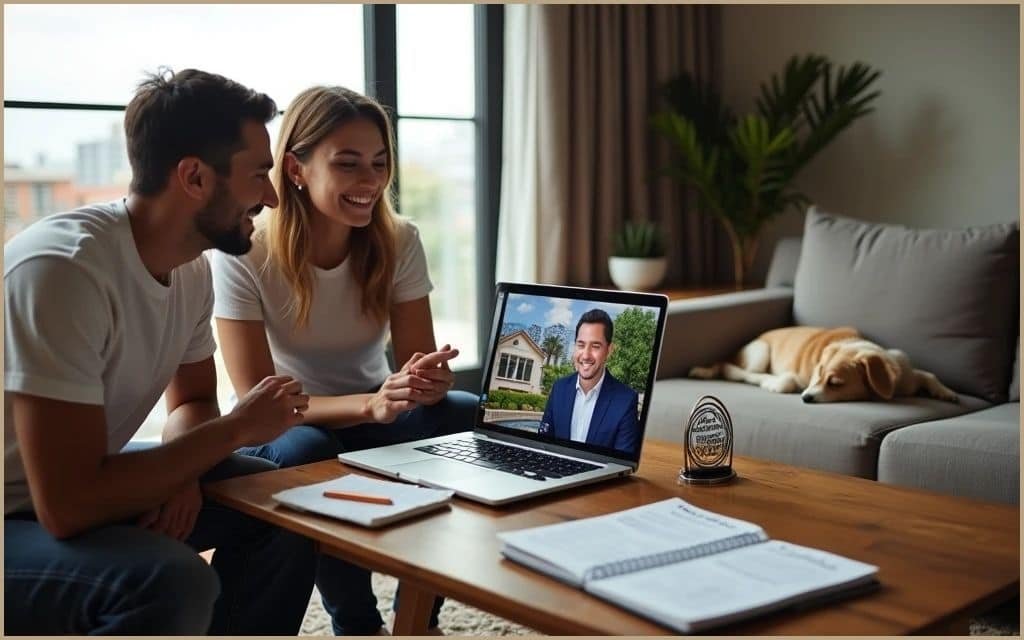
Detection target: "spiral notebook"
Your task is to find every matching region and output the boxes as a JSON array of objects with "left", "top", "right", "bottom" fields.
[{"left": 498, "top": 498, "right": 878, "bottom": 633}]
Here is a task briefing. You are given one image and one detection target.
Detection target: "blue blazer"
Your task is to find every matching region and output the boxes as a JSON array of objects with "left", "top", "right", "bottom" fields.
[{"left": 540, "top": 371, "right": 640, "bottom": 455}]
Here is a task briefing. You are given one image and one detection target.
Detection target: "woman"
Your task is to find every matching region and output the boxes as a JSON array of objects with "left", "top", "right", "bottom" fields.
[{"left": 211, "top": 85, "right": 477, "bottom": 635}]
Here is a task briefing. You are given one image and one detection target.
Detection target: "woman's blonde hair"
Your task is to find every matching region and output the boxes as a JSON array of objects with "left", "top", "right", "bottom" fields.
[{"left": 264, "top": 86, "right": 399, "bottom": 328}]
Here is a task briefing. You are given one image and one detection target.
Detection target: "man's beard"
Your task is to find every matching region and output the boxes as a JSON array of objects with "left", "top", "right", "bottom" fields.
[{"left": 194, "top": 180, "right": 255, "bottom": 256}]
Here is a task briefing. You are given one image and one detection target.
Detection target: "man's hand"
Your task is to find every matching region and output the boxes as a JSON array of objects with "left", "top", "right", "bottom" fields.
[
  {"left": 138, "top": 480, "right": 202, "bottom": 541},
  {"left": 229, "top": 375, "right": 309, "bottom": 446}
]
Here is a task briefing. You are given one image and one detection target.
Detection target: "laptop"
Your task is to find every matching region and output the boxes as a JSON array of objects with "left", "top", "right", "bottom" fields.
[{"left": 339, "top": 282, "right": 669, "bottom": 505}]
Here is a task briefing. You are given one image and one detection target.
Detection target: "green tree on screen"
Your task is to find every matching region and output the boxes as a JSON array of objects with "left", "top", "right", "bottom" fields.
[
  {"left": 541, "top": 335, "right": 564, "bottom": 365},
  {"left": 542, "top": 362, "right": 575, "bottom": 396},
  {"left": 607, "top": 307, "right": 657, "bottom": 392}
]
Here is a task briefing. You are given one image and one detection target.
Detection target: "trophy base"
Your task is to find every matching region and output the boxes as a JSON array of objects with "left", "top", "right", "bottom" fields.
[{"left": 678, "top": 467, "right": 737, "bottom": 485}]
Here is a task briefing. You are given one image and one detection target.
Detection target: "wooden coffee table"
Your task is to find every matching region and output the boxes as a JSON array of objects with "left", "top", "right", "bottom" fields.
[{"left": 205, "top": 440, "right": 1018, "bottom": 635}]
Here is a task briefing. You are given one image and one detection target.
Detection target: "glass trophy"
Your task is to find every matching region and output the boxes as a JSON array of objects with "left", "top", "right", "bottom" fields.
[{"left": 678, "top": 394, "right": 737, "bottom": 485}]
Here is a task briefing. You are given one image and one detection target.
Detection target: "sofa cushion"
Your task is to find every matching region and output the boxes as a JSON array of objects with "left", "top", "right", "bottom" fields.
[
  {"left": 647, "top": 378, "right": 989, "bottom": 479},
  {"left": 764, "top": 237, "right": 802, "bottom": 288},
  {"left": 877, "top": 403, "right": 1020, "bottom": 504},
  {"left": 793, "top": 207, "right": 1019, "bottom": 403}
]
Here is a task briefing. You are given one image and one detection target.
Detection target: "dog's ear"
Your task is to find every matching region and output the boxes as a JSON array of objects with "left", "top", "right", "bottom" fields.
[
  {"left": 858, "top": 353, "right": 897, "bottom": 400},
  {"left": 821, "top": 343, "right": 841, "bottom": 363}
]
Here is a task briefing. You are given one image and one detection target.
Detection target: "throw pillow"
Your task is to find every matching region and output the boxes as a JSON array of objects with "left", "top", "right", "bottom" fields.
[{"left": 793, "top": 207, "right": 1019, "bottom": 403}]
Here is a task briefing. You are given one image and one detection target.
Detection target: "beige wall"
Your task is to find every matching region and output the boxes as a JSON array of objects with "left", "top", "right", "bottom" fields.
[{"left": 720, "top": 4, "right": 1019, "bottom": 282}]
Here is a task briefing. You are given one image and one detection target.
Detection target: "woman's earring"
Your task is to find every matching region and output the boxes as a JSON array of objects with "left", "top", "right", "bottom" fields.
[{"left": 296, "top": 183, "right": 303, "bottom": 191}]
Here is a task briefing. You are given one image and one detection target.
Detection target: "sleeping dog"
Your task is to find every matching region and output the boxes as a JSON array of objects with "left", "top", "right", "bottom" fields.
[{"left": 689, "top": 326, "right": 959, "bottom": 403}]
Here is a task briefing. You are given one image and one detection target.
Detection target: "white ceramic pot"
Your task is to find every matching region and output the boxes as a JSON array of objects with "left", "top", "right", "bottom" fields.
[{"left": 608, "top": 256, "right": 668, "bottom": 291}]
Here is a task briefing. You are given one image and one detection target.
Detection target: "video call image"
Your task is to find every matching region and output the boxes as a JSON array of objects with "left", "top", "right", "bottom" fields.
[{"left": 482, "top": 293, "right": 662, "bottom": 457}]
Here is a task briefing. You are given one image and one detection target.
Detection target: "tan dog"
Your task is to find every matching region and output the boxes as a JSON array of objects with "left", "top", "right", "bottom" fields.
[{"left": 689, "top": 326, "right": 959, "bottom": 403}]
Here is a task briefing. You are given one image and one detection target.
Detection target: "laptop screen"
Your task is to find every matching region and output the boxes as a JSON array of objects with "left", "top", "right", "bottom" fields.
[{"left": 477, "top": 283, "right": 668, "bottom": 464}]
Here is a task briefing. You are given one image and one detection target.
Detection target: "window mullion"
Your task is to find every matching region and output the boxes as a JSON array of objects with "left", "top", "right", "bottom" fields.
[
  {"left": 473, "top": 5, "right": 504, "bottom": 367},
  {"left": 364, "top": 4, "right": 399, "bottom": 203}
]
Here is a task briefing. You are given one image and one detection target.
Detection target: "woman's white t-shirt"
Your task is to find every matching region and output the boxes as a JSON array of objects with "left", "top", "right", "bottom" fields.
[{"left": 210, "top": 220, "right": 433, "bottom": 397}]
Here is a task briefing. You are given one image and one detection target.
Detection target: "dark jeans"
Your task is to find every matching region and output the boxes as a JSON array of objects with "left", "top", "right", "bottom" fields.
[
  {"left": 238, "top": 390, "right": 478, "bottom": 635},
  {"left": 5, "top": 451, "right": 317, "bottom": 635}
]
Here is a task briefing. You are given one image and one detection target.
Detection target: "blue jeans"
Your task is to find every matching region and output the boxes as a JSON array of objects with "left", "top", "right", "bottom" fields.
[
  {"left": 5, "top": 451, "right": 317, "bottom": 635},
  {"left": 238, "top": 390, "right": 478, "bottom": 635}
]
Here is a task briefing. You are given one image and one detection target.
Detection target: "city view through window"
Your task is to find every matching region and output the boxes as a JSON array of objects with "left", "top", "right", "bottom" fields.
[{"left": 4, "top": 4, "right": 479, "bottom": 440}]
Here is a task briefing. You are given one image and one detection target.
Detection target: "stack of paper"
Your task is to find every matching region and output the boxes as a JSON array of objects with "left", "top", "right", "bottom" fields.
[{"left": 272, "top": 474, "right": 454, "bottom": 527}]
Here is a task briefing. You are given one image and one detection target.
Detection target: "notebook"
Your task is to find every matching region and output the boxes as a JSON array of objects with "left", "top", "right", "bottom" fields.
[
  {"left": 271, "top": 474, "right": 454, "bottom": 527},
  {"left": 338, "top": 282, "right": 669, "bottom": 505},
  {"left": 498, "top": 498, "right": 879, "bottom": 633}
]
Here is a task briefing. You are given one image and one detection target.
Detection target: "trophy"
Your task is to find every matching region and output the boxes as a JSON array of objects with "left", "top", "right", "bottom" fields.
[{"left": 679, "top": 394, "right": 736, "bottom": 485}]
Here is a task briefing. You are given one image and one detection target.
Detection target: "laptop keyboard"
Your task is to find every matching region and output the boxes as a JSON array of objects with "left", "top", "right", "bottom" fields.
[{"left": 414, "top": 437, "right": 602, "bottom": 482}]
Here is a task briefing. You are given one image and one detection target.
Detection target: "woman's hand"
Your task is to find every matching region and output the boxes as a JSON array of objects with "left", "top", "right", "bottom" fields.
[
  {"left": 409, "top": 344, "right": 459, "bottom": 406},
  {"left": 365, "top": 346, "right": 460, "bottom": 421}
]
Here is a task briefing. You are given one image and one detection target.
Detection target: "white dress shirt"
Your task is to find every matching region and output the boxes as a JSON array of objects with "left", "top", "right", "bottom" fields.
[{"left": 570, "top": 370, "right": 607, "bottom": 443}]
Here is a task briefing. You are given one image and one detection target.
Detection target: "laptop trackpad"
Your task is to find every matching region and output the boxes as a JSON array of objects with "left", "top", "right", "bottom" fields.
[{"left": 392, "top": 459, "right": 491, "bottom": 484}]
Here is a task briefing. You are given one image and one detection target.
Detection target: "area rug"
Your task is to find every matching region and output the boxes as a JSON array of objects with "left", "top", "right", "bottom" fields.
[
  {"left": 299, "top": 573, "right": 1018, "bottom": 636},
  {"left": 300, "top": 574, "right": 534, "bottom": 636}
]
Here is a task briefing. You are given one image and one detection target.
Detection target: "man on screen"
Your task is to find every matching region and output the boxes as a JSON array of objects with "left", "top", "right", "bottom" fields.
[{"left": 539, "top": 309, "right": 640, "bottom": 455}]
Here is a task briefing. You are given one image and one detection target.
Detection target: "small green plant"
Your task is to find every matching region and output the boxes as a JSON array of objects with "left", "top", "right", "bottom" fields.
[{"left": 612, "top": 220, "right": 666, "bottom": 258}]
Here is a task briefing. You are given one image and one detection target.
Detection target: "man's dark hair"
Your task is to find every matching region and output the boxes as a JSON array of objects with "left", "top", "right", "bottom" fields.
[
  {"left": 575, "top": 309, "right": 613, "bottom": 344},
  {"left": 124, "top": 68, "right": 278, "bottom": 195}
]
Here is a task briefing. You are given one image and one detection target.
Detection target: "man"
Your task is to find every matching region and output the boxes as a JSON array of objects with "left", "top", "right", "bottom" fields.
[
  {"left": 4, "top": 69, "right": 316, "bottom": 634},
  {"left": 539, "top": 309, "right": 641, "bottom": 455}
]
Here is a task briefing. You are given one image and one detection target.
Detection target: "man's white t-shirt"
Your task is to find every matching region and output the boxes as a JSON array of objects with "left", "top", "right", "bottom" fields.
[
  {"left": 3, "top": 200, "right": 217, "bottom": 515},
  {"left": 210, "top": 220, "right": 433, "bottom": 397}
]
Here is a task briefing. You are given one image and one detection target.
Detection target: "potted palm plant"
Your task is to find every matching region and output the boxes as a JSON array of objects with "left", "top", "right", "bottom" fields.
[
  {"left": 608, "top": 220, "right": 667, "bottom": 291},
  {"left": 652, "top": 54, "right": 882, "bottom": 287}
]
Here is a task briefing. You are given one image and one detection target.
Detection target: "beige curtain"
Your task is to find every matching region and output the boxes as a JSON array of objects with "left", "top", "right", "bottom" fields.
[{"left": 497, "top": 5, "right": 730, "bottom": 287}]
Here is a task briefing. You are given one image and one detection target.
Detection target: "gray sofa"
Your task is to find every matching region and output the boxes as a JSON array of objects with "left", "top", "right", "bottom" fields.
[{"left": 647, "top": 209, "right": 1020, "bottom": 505}]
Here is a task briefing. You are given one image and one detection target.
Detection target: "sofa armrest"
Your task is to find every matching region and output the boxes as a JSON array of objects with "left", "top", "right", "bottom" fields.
[{"left": 656, "top": 288, "right": 795, "bottom": 379}]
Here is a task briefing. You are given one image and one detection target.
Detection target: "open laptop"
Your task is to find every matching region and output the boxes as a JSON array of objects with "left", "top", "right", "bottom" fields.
[{"left": 339, "top": 282, "right": 669, "bottom": 505}]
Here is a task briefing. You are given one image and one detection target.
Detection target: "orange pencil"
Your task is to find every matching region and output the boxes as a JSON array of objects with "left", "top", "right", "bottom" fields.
[{"left": 322, "top": 490, "right": 394, "bottom": 505}]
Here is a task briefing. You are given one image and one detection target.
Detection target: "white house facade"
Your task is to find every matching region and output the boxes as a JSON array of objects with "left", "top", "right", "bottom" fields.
[{"left": 489, "top": 330, "right": 545, "bottom": 394}]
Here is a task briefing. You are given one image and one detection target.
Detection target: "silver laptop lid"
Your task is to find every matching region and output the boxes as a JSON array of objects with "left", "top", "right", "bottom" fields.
[{"left": 473, "top": 282, "right": 669, "bottom": 471}]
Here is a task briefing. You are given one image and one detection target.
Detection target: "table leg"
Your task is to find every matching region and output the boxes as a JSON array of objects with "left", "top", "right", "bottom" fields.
[{"left": 392, "top": 580, "right": 435, "bottom": 636}]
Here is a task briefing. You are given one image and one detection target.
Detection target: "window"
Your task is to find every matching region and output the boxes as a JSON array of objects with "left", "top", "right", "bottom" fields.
[
  {"left": 497, "top": 354, "right": 533, "bottom": 383},
  {"left": 4, "top": 5, "right": 501, "bottom": 440},
  {"left": 4, "top": 5, "right": 363, "bottom": 441},
  {"left": 4, "top": 5, "right": 364, "bottom": 105},
  {"left": 396, "top": 5, "right": 479, "bottom": 368}
]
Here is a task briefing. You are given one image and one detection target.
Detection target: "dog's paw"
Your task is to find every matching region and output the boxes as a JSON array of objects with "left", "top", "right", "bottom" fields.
[
  {"left": 689, "top": 365, "right": 719, "bottom": 379},
  {"left": 759, "top": 376, "right": 798, "bottom": 394}
]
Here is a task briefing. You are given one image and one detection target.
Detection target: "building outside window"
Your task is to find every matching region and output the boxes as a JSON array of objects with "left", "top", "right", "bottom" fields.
[{"left": 30, "top": 183, "right": 53, "bottom": 217}]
